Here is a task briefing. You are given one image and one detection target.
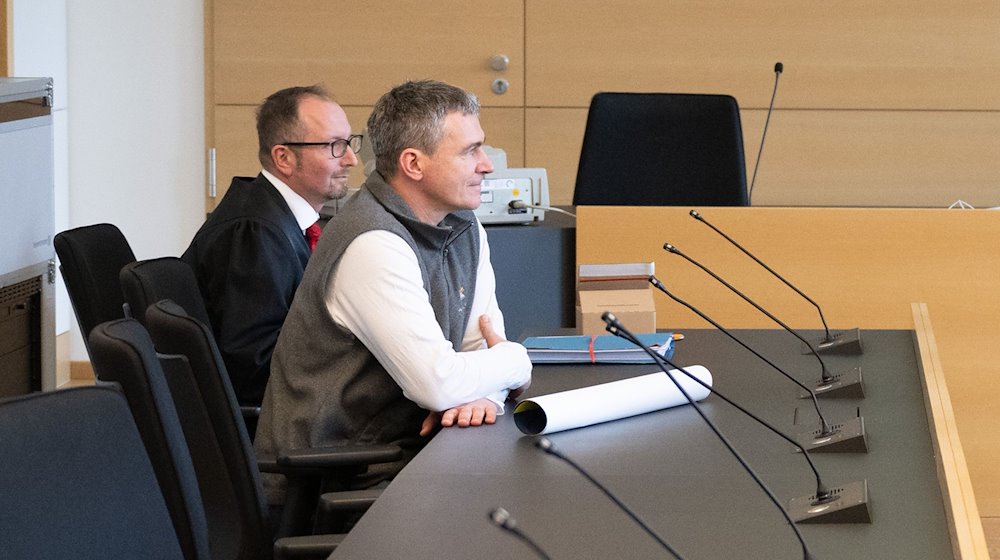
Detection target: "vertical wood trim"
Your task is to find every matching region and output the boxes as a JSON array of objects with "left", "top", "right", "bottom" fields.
[
  {"left": 1, "top": 0, "right": 11, "bottom": 76},
  {"left": 912, "top": 303, "right": 989, "bottom": 559},
  {"left": 203, "top": 0, "right": 215, "bottom": 212}
]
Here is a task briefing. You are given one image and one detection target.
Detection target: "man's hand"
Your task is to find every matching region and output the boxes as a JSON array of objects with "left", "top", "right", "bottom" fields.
[
  {"left": 479, "top": 314, "right": 504, "bottom": 348},
  {"left": 419, "top": 398, "right": 498, "bottom": 437},
  {"left": 480, "top": 314, "right": 531, "bottom": 400},
  {"left": 417, "top": 315, "right": 524, "bottom": 437}
]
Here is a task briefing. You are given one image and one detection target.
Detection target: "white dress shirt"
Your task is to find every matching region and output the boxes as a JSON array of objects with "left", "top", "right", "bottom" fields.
[
  {"left": 325, "top": 222, "right": 531, "bottom": 413},
  {"left": 261, "top": 169, "right": 319, "bottom": 233}
]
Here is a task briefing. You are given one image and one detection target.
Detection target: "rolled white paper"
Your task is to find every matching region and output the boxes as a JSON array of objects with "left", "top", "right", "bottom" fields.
[{"left": 513, "top": 365, "right": 713, "bottom": 435}]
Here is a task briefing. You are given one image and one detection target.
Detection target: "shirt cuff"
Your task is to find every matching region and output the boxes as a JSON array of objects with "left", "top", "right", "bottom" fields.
[{"left": 486, "top": 389, "right": 510, "bottom": 415}]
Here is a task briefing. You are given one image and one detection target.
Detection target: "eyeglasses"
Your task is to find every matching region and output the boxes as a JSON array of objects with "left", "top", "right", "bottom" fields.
[{"left": 281, "top": 134, "right": 363, "bottom": 158}]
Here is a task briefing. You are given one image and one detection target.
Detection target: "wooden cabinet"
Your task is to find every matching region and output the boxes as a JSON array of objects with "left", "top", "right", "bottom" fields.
[{"left": 205, "top": 1, "right": 1000, "bottom": 210}]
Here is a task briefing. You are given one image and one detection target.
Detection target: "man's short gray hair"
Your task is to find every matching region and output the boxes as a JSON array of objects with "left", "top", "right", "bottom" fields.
[{"left": 367, "top": 80, "right": 480, "bottom": 179}]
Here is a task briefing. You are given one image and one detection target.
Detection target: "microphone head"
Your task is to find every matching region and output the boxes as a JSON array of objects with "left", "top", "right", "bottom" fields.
[
  {"left": 663, "top": 243, "right": 679, "bottom": 254},
  {"left": 601, "top": 311, "right": 619, "bottom": 327},
  {"left": 489, "top": 507, "right": 516, "bottom": 530},
  {"left": 689, "top": 210, "right": 702, "bottom": 220},
  {"left": 648, "top": 276, "right": 666, "bottom": 292},
  {"left": 535, "top": 436, "right": 554, "bottom": 453},
  {"left": 774, "top": 62, "right": 784, "bottom": 74}
]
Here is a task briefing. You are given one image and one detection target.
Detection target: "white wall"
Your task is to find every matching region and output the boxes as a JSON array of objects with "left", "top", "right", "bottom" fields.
[
  {"left": 10, "top": 0, "right": 68, "bottom": 336},
  {"left": 64, "top": 1, "right": 204, "bottom": 358}
]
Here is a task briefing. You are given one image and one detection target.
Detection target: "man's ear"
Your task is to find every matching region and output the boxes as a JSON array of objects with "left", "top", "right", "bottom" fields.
[
  {"left": 271, "top": 145, "right": 296, "bottom": 176},
  {"left": 397, "top": 148, "right": 424, "bottom": 181}
]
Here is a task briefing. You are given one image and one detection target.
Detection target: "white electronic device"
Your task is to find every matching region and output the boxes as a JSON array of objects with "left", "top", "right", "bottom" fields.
[{"left": 476, "top": 167, "right": 550, "bottom": 224}]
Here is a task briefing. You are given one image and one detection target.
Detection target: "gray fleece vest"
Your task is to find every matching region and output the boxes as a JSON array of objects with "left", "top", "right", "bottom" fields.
[{"left": 256, "top": 172, "right": 480, "bottom": 467}]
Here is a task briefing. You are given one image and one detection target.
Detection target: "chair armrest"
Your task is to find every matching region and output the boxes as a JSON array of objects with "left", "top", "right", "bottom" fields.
[
  {"left": 277, "top": 444, "right": 403, "bottom": 470},
  {"left": 273, "top": 533, "right": 345, "bottom": 560},
  {"left": 319, "top": 488, "right": 382, "bottom": 514},
  {"left": 263, "top": 445, "right": 400, "bottom": 538},
  {"left": 257, "top": 454, "right": 280, "bottom": 473},
  {"left": 240, "top": 405, "right": 261, "bottom": 418},
  {"left": 313, "top": 488, "right": 383, "bottom": 535}
]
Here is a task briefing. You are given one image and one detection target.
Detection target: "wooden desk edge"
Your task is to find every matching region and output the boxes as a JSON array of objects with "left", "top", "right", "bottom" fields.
[{"left": 911, "top": 303, "right": 989, "bottom": 559}]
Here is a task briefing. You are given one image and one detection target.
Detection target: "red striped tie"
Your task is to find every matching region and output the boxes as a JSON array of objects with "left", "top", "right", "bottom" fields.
[{"left": 305, "top": 222, "right": 322, "bottom": 252}]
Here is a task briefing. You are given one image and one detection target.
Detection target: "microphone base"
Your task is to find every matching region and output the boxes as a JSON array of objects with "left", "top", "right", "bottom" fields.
[
  {"left": 802, "top": 328, "right": 863, "bottom": 355},
  {"left": 788, "top": 479, "right": 872, "bottom": 524},
  {"left": 796, "top": 416, "right": 867, "bottom": 453},
  {"left": 802, "top": 367, "right": 864, "bottom": 399}
]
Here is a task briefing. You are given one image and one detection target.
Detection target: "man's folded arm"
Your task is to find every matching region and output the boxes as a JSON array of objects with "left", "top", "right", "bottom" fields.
[{"left": 327, "top": 230, "right": 531, "bottom": 412}]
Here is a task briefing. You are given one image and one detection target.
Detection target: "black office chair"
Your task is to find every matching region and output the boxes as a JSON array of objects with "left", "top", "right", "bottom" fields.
[
  {"left": 87, "top": 320, "right": 214, "bottom": 560},
  {"left": 573, "top": 92, "right": 749, "bottom": 207},
  {"left": 119, "top": 257, "right": 264, "bottom": 439},
  {"left": 0, "top": 385, "right": 193, "bottom": 560},
  {"left": 54, "top": 223, "right": 137, "bottom": 353},
  {"left": 90, "top": 315, "right": 362, "bottom": 559},
  {"left": 146, "top": 301, "right": 401, "bottom": 552},
  {"left": 120, "top": 257, "right": 212, "bottom": 328}
]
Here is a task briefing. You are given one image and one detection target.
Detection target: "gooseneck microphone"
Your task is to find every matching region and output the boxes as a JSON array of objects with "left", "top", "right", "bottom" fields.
[
  {"left": 748, "top": 62, "right": 783, "bottom": 204},
  {"left": 488, "top": 507, "right": 553, "bottom": 560},
  {"left": 604, "top": 312, "right": 871, "bottom": 528},
  {"left": 649, "top": 274, "right": 867, "bottom": 452},
  {"left": 688, "top": 210, "right": 863, "bottom": 355},
  {"left": 650, "top": 276, "right": 827, "bottom": 431},
  {"left": 604, "top": 300, "right": 833, "bottom": 492},
  {"left": 663, "top": 243, "right": 864, "bottom": 399},
  {"left": 603, "top": 313, "right": 815, "bottom": 560},
  {"left": 689, "top": 210, "right": 828, "bottom": 338},
  {"left": 535, "top": 437, "right": 687, "bottom": 560}
]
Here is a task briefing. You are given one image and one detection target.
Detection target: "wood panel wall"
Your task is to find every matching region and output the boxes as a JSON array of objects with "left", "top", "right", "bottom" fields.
[
  {"left": 524, "top": 1, "right": 1000, "bottom": 207},
  {"left": 206, "top": 1, "right": 1000, "bottom": 211}
]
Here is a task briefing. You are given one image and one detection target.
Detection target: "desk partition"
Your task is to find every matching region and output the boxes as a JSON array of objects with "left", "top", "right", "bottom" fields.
[{"left": 577, "top": 206, "right": 1000, "bottom": 516}]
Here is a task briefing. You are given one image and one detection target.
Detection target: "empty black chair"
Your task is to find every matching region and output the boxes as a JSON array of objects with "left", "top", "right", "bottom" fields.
[
  {"left": 120, "top": 257, "right": 212, "bottom": 328},
  {"left": 0, "top": 385, "right": 191, "bottom": 560},
  {"left": 91, "top": 315, "right": 355, "bottom": 559},
  {"left": 54, "top": 223, "right": 136, "bottom": 353},
  {"left": 88, "top": 319, "right": 212, "bottom": 560},
  {"left": 120, "top": 257, "right": 261, "bottom": 439},
  {"left": 145, "top": 300, "right": 399, "bottom": 545},
  {"left": 573, "top": 92, "right": 749, "bottom": 207}
]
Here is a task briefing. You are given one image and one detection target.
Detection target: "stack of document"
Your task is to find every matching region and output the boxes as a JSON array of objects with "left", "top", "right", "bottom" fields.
[{"left": 522, "top": 332, "right": 675, "bottom": 364}]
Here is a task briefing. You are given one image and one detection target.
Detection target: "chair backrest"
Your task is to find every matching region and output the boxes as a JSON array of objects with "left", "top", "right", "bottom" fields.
[
  {"left": 120, "top": 257, "right": 212, "bottom": 328},
  {"left": 145, "top": 299, "right": 273, "bottom": 560},
  {"left": 88, "top": 319, "right": 212, "bottom": 560},
  {"left": 54, "top": 223, "right": 137, "bottom": 351},
  {"left": 573, "top": 92, "right": 749, "bottom": 207},
  {"left": 0, "top": 386, "right": 186, "bottom": 560}
]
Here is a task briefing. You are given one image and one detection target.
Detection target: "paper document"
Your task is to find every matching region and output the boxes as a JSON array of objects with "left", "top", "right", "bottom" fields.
[{"left": 513, "top": 365, "right": 713, "bottom": 435}]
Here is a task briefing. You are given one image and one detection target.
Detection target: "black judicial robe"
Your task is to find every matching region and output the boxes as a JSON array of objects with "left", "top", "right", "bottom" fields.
[{"left": 182, "top": 174, "right": 311, "bottom": 405}]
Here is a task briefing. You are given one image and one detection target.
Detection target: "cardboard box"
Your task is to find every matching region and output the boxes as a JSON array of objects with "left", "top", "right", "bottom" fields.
[{"left": 576, "top": 262, "right": 656, "bottom": 335}]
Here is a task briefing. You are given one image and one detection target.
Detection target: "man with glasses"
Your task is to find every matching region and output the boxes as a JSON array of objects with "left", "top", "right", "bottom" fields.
[
  {"left": 256, "top": 80, "right": 532, "bottom": 494},
  {"left": 182, "top": 85, "right": 358, "bottom": 413}
]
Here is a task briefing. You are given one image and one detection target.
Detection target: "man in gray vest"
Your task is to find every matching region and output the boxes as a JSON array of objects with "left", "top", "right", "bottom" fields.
[{"left": 255, "top": 80, "right": 532, "bottom": 492}]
